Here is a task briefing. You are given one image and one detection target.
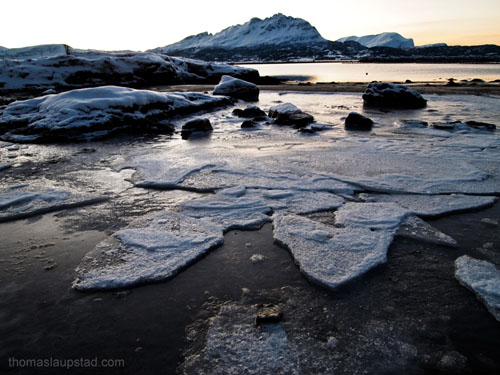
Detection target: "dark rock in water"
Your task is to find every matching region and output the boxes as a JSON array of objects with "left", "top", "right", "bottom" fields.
[
  {"left": 446, "top": 78, "right": 459, "bottom": 86},
  {"left": 362, "top": 82, "right": 427, "bottom": 109},
  {"left": 431, "top": 121, "right": 458, "bottom": 130},
  {"left": 466, "top": 120, "right": 496, "bottom": 130},
  {"left": 470, "top": 78, "right": 485, "bottom": 83},
  {"left": 298, "top": 127, "right": 317, "bottom": 134},
  {"left": 345, "top": 112, "right": 373, "bottom": 131},
  {"left": 269, "top": 103, "right": 314, "bottom": 128},
  {"left": 255, "top": 304, "right": 282, "bottom": 326},
  {"left": 232, "top": 105, "right": 267, "bottom": 118},
  {"left": 181, "top": 118, "right": 213, "bottom": 139},
  {"left": 213, "top": 75, "right": 259, "bottom": 101},
  {"left": 241, "top": 120, "right": 257, "bottom": 128}
]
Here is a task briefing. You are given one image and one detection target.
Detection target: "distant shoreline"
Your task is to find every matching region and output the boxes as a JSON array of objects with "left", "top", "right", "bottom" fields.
[
  {"left": 232, "top": 61, "right": 500, "bottom": 65},
  {"left": 156, "top": 81, "right": 500, "bottom": 96}
]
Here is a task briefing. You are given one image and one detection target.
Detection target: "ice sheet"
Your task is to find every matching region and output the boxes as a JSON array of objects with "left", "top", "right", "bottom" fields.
[{"left": 455, "top": 255, "right": 500, "bottom": 321}]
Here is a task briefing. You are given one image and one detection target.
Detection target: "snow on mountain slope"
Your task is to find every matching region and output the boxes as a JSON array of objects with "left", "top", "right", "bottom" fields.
[
  {"left": 0, "top": 44, "right": 69, "bottom": 59},
  {"left": 337, "top": 32, "right": 414, "bottom": 49},
  {"left": 153, "top": 13, "right": 326, "bottom": 52}
]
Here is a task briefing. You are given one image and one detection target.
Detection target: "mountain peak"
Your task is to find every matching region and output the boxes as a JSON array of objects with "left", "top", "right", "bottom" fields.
[
  {"left": 337, "top": 32, "right": 414, "bottom": 49},
  {"left": 152, "top": 13, "right": 326, "bottom": 53}
]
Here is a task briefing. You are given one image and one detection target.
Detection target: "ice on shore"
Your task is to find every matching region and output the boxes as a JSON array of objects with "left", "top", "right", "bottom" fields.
[
  {"left": 73, "top": 212, "right": 224, "bottom": 291},
  {"left": 396, "top": 215, "right": 458, "bottom": 247},
  {"left": 0, "top": 185, "right": 107, "bottom": 222},
  {"left": 334, "top": 202, "right": 410, "bottom": 230},
  {"left": 181, "top": 188, "right": 272, "bottom": 232},
  {"left": 180, "top": 187, "right": 345, "bottom": 232},
  {"left": 455, "top": 255, "right": 500, "bottom": 321},
  {"left": 360, "top": 193, "right": 498, "bottom": 218},
  {"left": 181, "top": 303, "right": 302, "bottom": 375},
  {"left": 273, "top": 213, "right": 396, "bottom": 290},
  {"left": 0, "top": 86, "right": 230, "bottom": 142}
]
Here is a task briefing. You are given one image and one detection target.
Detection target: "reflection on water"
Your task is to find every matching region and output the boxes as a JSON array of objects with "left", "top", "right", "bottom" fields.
[{"left": 240, "top": 62, "right": 500, "bottom": 83}]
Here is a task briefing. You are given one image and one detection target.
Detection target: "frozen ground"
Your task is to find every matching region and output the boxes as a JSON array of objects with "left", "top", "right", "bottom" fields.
[{"left": 1, "top": 89, "right": 500, "bottom": 373}]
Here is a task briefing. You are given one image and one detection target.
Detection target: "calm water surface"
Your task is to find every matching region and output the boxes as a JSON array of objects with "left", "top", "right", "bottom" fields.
[{"left": 239, "top": 62, "right": 500, "bottom": 83}]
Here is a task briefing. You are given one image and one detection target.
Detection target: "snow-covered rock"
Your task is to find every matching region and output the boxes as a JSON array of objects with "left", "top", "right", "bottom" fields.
[
  {"left": 0, "top": 185, "right": 106, "bottom": 223},
  {"left": 0, "top": 86, "right": 230, "bottom": 142},
  {"left": 362, "top": 82, "right": 427, "bottom": 109},
  {"left": 455, "top": 255, "right": 500, "bottom": 321},
  {"left": 273, "top": 213, "right": 396, "bottom": 290},
  {"left": 152, "top": 13, "right": 326, "bottom": 52},
  {"left": 337, "top": 32, "right": 414, "bottom": 49},
  {"left": 213, "top": 75, "right": 259, "bottom": 101},
  {"left": 0, "top": 48, "right": 258, "bottom": 93},
  {"left": 268, "top": 103, "right": 314, "bottom": 127},
  {"left": 73, "top": 212, "right": 224, "bottom": 291}
]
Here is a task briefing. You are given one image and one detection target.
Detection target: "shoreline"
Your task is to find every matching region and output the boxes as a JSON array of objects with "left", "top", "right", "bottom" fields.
[{"left": 155, "top": 81, "right": 500, "bottom": 96}]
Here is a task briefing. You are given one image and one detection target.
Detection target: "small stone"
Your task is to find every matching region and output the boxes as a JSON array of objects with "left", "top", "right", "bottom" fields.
[
  {"left": 241, "top": 120, "right": 257, "bottom": 129},
  {"left": 483, "top": 242, "right": 494, "bottom": 249},
  {"left": 44, "top": 263, "right": 56, "bottom": 271},
  {"left": 250, "top": 253, "right": 267, "bottom": 264},
  {"left": 181, "top": 118, "right": 213, "bottom": 139},
  {"left": 255, "top": 305, "right": 282, "bottom": 326},
  {"left": 326, "top": 336, "right": 338, "bottom": 350},
  {"left": 241, "top": 288, "right": 251, "bottom": 294},
  {"left": 345, "top": 112, "right": 373, "bottom": 131},
  {"left": 481, "top": 218, "right": 498, "bottom": 226},
  {"left": 232, "top": 105, "right": 266, "bottom": 118}
]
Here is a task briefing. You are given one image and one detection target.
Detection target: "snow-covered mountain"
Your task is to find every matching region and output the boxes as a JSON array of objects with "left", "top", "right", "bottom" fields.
[
  {"left": 337, "top": 33, "right": 414, "bottom": 49},
  {"left": 152, "top": 13, "right": 326, "bottom": 53}
]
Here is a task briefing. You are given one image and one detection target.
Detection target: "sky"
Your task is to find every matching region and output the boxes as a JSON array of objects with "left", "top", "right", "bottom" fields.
[{"left": 1, "top": 0, "right": 500, "bottom": 50}]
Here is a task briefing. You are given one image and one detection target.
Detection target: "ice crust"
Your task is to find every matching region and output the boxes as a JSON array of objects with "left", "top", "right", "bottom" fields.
[
  {"left": 73, "top": 212, "right": 224, "bottom": 291},
  {"left": 455, "top": 255, "right": 500, "bottom": 321},
  {"left": 360, "top": 194, "right": 498, "bottom": 218},
  {"left": 0, "top": 186, "right": 106, "bottom": 222},
  {"left": 70, "top": 91, "right": 500, "bottom": 291},
  {"left": 273, "top": 213, "right": 396, "bottom": 289}
]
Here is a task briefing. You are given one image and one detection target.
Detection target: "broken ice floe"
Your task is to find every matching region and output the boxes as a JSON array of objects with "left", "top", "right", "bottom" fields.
[
  {"left": 180, "top": 187, "right": 344, "bottom": 232},
  {"left": 360, "top": 193, "right": 498, "bottom": 218},
  {"left": 0, "top": 185, "right": 107, "bottom": 222},
  {"left": 396, "top": 215, "right": 457, "bottom": 247},
  {"left": 455, "top": 255, "right": 500, "bottom": 321},
  {"left": 73, "top": 211, "right": 224, "bottom": 291},
  {"left": 334, "top": 202, "right": 410, "bottom": 230},
  {"left": 273, "top": 213, "right": 396, "bottom": 290}
]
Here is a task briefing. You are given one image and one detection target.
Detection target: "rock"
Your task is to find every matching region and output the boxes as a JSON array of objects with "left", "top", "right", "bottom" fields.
[
  {"left": 241, "top": 120, "right": 257, "bottom": 129},
  {"left": 252, "top": 115, "right": 268, "bottom": 122},
  {"left": 250, "top": 253, "right": 267, "bottom": 263},
  {"left": 466, "top": 120, "right": 496, "bottom": 131},
  {"left": 362, "top": 82, "right": 427, "bottom": 109},
  {"left": 268, "top": 103, "right": 314, "bottom": 127},
  {"left": 345, "top": 112, "right": 373, "bottom": 131},
  {"left": 232, "top": 105, "right": 266, "bottom": 118},
  {"left": 213, "top": 75, "right": 259, "bottom": 101},
  {"left": 255, "top": 305, "right": 282, "bottom": 325},
  {"left": 181, "top": 118, "right": 213, "bottom": 139}
]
